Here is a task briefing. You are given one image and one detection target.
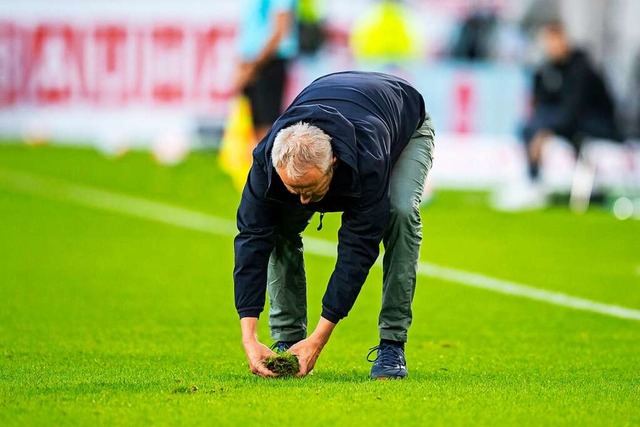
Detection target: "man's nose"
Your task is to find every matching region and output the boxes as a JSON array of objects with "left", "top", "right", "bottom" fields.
[{"left": 300, "top": 194, "right": 312, "bottom": 204}]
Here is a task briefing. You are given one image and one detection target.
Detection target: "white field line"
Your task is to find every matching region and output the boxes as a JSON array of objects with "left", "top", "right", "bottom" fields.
[{"left": 1, "top": 167, "right": 639, "bottom": 322}]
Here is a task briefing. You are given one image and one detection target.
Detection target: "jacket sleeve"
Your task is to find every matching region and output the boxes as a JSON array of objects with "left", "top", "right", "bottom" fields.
[
  {"left": 320, "top": 195, "right": 390, "bottom": 323},
  {"left": 234, "top": 163, "right": 279, "bottom": 319}
]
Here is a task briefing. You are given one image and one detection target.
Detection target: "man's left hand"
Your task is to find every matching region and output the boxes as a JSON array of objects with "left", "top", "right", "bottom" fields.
[
  {"left": 288, "top": 317, "right": 336, "bottom": 377},
  {"left": 288, "top": 337, "right": 324, "bottom": 377}
]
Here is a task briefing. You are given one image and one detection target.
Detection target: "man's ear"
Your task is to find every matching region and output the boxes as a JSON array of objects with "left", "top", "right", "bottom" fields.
[{"left": 331, "top": 156, "right": 337, "bottom": 166}]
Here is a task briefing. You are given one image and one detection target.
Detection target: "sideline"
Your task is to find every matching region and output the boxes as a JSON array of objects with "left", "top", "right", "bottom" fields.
[{"left": 1, "top": 167, "right": 639, "bottom": 322}]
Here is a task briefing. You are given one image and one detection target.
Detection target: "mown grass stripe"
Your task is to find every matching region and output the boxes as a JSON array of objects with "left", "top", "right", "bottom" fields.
[{"left": 1, "top": 167, "right": 639, "bottom": 322}]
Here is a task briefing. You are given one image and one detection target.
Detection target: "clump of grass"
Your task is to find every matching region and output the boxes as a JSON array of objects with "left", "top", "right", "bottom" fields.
[
  {"left": 264, "top": 352, "right": 300, "bottom": 377},
  {"left": 172, "top": 385, "right": 199, "bottom": 394}
]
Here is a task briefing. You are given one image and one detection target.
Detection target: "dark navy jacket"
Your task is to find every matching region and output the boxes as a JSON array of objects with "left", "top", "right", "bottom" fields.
[
  {"left": 533, "top": 50, "right": 620, "bottom": 140},
  {"left": 234, "top": 71, "right": 426, "bottom": 323}
]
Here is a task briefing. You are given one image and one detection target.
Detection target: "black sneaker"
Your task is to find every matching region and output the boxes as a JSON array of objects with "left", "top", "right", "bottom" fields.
[
  {"left": 367, "top": 342, "right": 408, "bottom": 380},
  {"left": 270, "top": 341, "right": 296, "bottom": 352}
]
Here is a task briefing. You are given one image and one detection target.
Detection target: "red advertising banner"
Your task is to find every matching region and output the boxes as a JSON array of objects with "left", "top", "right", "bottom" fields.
[
  {"left": 0, "top": 21, "right": 21, "bottom": 107},
  {"left": 0, "top": 20, "right": 236, "bottom": 108}
]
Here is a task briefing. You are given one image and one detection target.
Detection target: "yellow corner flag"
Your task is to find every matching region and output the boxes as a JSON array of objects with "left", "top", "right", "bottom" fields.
[{"left": 219, "top": 97, "right": 255, "bottom": 192}]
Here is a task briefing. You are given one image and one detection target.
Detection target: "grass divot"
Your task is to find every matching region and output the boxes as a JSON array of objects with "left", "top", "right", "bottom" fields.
[{"left": 265, "top": 352, "right": 300, "bottom": 377}]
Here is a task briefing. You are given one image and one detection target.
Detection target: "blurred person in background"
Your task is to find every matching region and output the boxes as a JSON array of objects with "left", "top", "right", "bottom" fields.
[
  {"left": 234, "top": 0, "right": 299, "bottom": 144},
  {"left": 450, "top": 7, "right": 499, "bottom": 61},
  {"left": 234, "top": 71, "right": 434, "bottom": 380},
  {"left": 449, "top": 5, "right": 526, "bottom": 64},
  {"left": 517, "top": 20, "right": 621, "bottom": 208},
  {"left": 621, "top": 50, "right": 640, "bottom": 140},
  {"left": 297, "top": 0, "right": 325, "bottom": 56}
]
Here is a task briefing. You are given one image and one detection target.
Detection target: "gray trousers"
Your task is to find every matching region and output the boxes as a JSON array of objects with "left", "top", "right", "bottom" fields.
[{"left": 268, "top": 117, "right": 435, "bottom": 343}]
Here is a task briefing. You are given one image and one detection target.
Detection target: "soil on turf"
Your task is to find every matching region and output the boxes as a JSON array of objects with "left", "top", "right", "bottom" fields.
[{"left": 264, "top": 352, "right": 300, "bottom": 377}]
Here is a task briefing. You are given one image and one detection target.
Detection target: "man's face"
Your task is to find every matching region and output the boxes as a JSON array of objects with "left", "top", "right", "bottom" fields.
[
  {"left": 540, "top": 28, "right": 569, "bottom": 61},
  {"left": 277, "top": 159, "right": 336, "bottom": 205}
]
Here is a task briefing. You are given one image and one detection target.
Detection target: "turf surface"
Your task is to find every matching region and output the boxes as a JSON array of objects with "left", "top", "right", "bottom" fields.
[{"left": 0, "top": 143, "right": 639, "bottom": 426}]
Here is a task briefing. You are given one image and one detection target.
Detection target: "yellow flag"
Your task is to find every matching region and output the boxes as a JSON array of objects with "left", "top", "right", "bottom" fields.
[{"left": 219, "top": 97, "right": 255, "bottom": 191}]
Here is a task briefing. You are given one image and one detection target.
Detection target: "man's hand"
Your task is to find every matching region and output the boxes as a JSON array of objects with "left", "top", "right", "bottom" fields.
[
  {"left": 232, "top": 62, "right": 257, "bottom": 95},
  {"left": 529, "top": 129, "right": 553, "bottom": 162},
  {"left": 231, "top": 10, "right": 291, "bottom": 95},
  {"left": 242, "top": 338, "right": 279, "bottom": 377},
  {"left": 240, "top": 317, "right": 277, "bottom": 377},
  {"left": 288, "top": 337, "right": 323, "bottom": 377},
  {"left": 288, "top": 317, "right": 336, "bottom": 377}
]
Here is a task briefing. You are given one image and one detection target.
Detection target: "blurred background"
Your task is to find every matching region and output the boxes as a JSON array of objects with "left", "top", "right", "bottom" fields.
[{"left": 1, "top": 0, "right": 639, "bottom": 213}]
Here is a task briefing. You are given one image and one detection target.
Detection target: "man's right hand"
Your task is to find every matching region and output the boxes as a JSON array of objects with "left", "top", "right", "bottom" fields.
[
  {"left": 242, "top": 338, "right": 279, "bottom": 377},
  {"left": 240, "top": 317, "right": 278, "bottom": 377}
]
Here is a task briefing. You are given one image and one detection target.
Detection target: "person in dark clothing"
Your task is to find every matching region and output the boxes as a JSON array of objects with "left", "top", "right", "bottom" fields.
[
  {"left": 523, "top": 21, "right": 621, "bottom": 183},
  {"left": 451, "top": 8, "right": 498, "bottom": 61},
  {"left": 233, "top": 0, "right": 298, "bottom": 144},
  {"left": 234, "top": 71, "right": 435, "bottom": 379}
]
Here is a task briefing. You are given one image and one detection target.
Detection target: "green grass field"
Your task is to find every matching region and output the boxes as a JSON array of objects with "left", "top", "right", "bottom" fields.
[{"left": 0, "top": 143, "right": 639, "bottom": 426}]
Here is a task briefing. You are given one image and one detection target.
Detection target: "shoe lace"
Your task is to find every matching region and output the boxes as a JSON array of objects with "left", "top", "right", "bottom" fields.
[
  {"left": 366, "top": 344, "right": 405, "bottom": 365},
  {"left": 270, "top": 342, "right": 285, "bottom": 352},
  {"left": 366, "top": 346, "right": 380, "bottom": 362}
]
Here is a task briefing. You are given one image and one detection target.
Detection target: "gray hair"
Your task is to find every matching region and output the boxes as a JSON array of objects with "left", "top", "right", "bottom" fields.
[{"left": 271, "top": 122, "right": 333, "bottom": 179}]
